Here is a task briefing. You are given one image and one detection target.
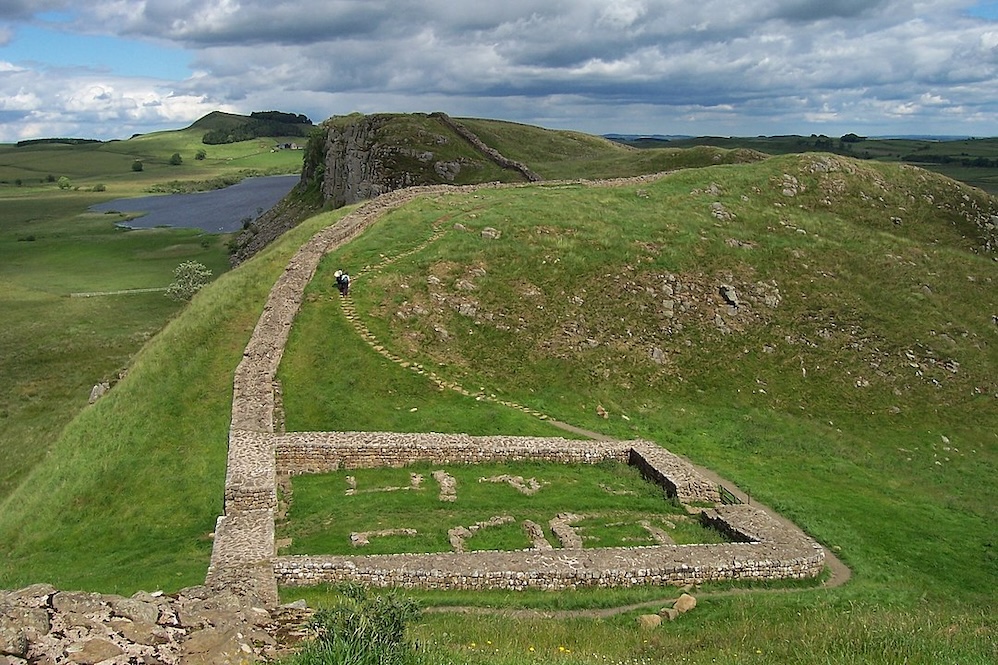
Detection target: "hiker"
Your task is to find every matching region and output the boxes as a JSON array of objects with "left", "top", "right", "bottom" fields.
[{"left": 336, "top": 270, "right": 350, "bottom": 296}]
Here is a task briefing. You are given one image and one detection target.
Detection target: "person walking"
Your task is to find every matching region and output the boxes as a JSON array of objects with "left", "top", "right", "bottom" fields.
[{"left": 336, "top": 269, "right": 350, "bottom": 296}]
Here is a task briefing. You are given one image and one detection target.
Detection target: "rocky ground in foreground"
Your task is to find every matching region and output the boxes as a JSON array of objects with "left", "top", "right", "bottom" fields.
[{"left": 0, "top": 584, "right": 311, "bottom": 665}]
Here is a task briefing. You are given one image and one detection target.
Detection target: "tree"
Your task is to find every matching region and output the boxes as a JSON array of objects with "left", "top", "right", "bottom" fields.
[
  {"left": 166, "top": 261, "right": 212, "bottom": 302},
  {"left": 195, "top": 149, "right": 207, "bottom": 160},
  {"left": 169, "top": 152, "right": 183, "bottom": 166},
  {"left": 131, "top": 160, "right": 144, "bottom": 172},
  {"left": 57, "top": 176, "right": 72, "bottom": 190}
]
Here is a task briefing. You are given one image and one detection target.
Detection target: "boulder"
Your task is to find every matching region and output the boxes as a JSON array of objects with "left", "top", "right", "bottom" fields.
[
  {"left": 1, "top": 607, "right": 50, "bottom": 637},
  {"left": 636, "top": 614, "right": 662, "bottom": 630},
  {"left": 673, "top": 593, "right": 697, "bottom": 614},
  {"left": 51, "top": 592, "right": 106, "bottom": 616},
  {"left": 65, "top": 638, "right": 123, "bottom": 665},
  {"left": 719, "top": 284, "right": 739, "bottom": 307},
  {"left": 658, "top": 607, "right": 680, "bottom": 621},
  {"left": 109, "top": 597, "right": 161, "bottom": 625},
  {"left": 0, "top": 627, "right": 27, "bottom": 659}
]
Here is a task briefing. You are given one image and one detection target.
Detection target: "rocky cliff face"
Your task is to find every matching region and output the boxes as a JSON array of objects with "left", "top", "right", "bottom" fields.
[{"left": 305, "top": 112, "right": 535, "bottom": 209}]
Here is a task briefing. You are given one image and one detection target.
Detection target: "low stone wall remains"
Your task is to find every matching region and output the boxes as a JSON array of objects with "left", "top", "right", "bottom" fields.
[
  {"left": 274, "top": 431, "right": 629, "bottom": 472},
  {"left": 273, "top": 504, "right": 824, "bottom": 590}
]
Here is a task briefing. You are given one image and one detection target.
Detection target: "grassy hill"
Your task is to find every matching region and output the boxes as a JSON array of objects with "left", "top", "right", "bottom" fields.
[
  {"left": 0, "top": 116, "right": 996, "bottom": 663},
  {"left": 621, "top": 134, "right": 998, "bottom": 195}
]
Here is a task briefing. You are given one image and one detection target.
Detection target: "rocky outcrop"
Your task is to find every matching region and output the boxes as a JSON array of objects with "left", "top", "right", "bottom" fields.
[
  {"left": 307, "top": 113, "right": 538, "bottom": 210},
  {"left": 0, "top": 584, "right": 309, "bottom": 665}
]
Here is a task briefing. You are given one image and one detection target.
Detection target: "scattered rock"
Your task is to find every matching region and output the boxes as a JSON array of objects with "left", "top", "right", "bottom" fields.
[
  {"left": 88, "top": 382, "right": 109, "bottom": 404},
  {"left": 596, "top": 404, "right": 609, "bottom": 419},
  {"left": 673, "top": 593, "right": 697, "bottom": 614},
  {"left": 637, "top": 614, "right": 662, "bottom": 630},
  {"left": 719, "top": 284, "right": 739, "bottom": 307},
  {"left": 658, "top": 607, "right": 680, "bottom": 621},
  {"left": 481, "top": 227, "right": 501, "bottom": 240},
  {"left": 650, "top": 346, "right": 666, "bottom": 364},
  {"left": 710, "top": 202, "right": 734, "bottom": 221}
]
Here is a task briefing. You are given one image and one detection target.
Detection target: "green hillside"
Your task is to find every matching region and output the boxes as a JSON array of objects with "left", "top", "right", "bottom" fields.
[
  {"left": 0, "top": 116, "right": 995, "bottom": 663},
  {"left": 625, "top": 134, "right": 998, "bottom": 195}
]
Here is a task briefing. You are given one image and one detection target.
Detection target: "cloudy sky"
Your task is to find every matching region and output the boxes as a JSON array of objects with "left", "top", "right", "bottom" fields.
[{"left": 1, "top": 1, "right": 996, "bottom": 142}]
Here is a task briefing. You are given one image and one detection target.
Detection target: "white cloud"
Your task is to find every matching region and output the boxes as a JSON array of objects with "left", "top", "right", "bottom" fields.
[{"left": 0, "top": 0, "right": 995, "bottom": 140}]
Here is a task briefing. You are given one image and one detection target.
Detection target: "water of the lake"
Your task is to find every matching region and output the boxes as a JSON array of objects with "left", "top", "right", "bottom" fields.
[{"left": 89, "top": 174, "right": 300, "bottom": 233}]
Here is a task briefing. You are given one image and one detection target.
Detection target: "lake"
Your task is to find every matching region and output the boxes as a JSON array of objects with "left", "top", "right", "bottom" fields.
[{"left": 90, "top": 174, "right": 300, "bottom": 233}]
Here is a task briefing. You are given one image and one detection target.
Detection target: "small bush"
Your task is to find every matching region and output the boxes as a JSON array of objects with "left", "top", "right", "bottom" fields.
[
  {"left": 165, "top": 261, "right": 212, "bottom": 302},
  {"left": 131, "top": 160, "right": 144, "bottom": 172},
  {"left": 195, "top": 149, "right": 207, "bottom": 160},
  {"left": 169, "top": 153, "right": 183, "bottom": 166},
  {"left": 283, "top": 584, "right": 428, "bottom": 665}
]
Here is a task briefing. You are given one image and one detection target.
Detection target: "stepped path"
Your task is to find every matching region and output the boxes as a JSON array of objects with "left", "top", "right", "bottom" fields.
[{"left": 207, "top": 178, "right": 849, "bottom": 610}]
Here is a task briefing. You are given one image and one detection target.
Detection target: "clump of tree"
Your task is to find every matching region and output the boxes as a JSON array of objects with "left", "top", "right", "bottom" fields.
[
  {"left": 16, "top": 138, "right": 101, "bottom": 147},
  {"left": 169, "top": 153, "right": 183, "bottom": 165},
  {"left": 166, "top": 261, "right": 212, "bottom": 302},
  {"left": 202, "top": 110, "right": 313, "bottom": 145}
]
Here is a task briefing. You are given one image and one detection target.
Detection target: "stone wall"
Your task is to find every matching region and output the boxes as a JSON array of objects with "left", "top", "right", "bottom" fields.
[
  {"left": 274, "top": 431, "right": 630, "bottom": 474},
  {"left": 431, "top": 113, "right": 543, "bottom": 182},
  {"left": 273, "top": 503, "right": 824, "bottom": 591}
]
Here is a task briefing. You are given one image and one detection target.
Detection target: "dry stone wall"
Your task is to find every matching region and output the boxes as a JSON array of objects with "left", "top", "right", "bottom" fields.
[
  {"left": 208, "top": 180, "right": 826, "bottom": 605},
  {"left": 273, "top": 504, "right": 825, "bottom": 591}
]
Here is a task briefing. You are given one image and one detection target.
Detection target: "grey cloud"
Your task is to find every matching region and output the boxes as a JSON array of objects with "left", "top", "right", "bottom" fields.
[{"left": 0, "top": 0, "right": 71, "bottom": 20}]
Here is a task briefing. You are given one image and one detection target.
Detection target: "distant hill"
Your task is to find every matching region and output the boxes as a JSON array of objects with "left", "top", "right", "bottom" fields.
[
  {"left": 609, "top": 133, "right": 998, "bottom": 194},
  {"left": 188, "top": 110, "right": 313, "bottom": 145}
]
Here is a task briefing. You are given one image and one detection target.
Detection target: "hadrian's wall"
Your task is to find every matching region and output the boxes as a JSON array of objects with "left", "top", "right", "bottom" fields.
[{"left": 207, "top": 181, "right": 826, "bottom": 607}]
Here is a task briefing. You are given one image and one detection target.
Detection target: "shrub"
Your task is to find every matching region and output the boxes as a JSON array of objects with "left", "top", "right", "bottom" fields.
[
  {"left": 131, "top": 160, "right": 144, "bottom": 172},
  {"left": 195, "top": 149, "right": 207, "bottom": 161},
  {"left": 283, "top": 584, "right": 428, "bottom": 665},
  {"left": 169, "top": 153, "right": 183, "bottom": 166},
  {"left": 57, "top": 176, "right": 72, "bottom": 190},
  {"left": 165, "top": 261, "right": 212, "bottom": 302}
]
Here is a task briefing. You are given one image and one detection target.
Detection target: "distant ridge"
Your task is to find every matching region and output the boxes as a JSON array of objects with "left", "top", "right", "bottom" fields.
[{"left": 603, "top": 133, "right": 693, "bottom": 141}]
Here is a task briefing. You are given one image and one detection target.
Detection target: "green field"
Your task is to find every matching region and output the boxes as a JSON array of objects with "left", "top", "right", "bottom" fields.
[
  {"left": 279, "top": 461, "right": 725, "bottom": 556},
  {"left": 0, "top": 118, "right": 995, "bottom": 663}
]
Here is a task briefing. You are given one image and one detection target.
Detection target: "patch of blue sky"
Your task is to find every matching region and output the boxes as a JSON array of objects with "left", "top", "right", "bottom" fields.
[
  {"left": 2, "top": 25, "right": 191, "bottom": 80},
  {"left": 966, "top": 1, "right": 998, "bottom": 20}
]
